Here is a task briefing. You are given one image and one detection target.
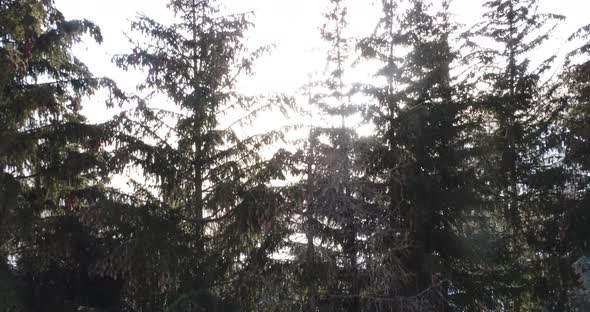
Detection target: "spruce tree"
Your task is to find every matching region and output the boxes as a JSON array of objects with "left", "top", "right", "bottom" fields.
[
  {"left": 112, "top": 0, "right": 286, "bottom": 309},
  {"left": 288, "top": 0, "right": 364, "bottom": 309},
  {"left": 274, "top": 1, "right": 396, "bottom": 310},
  {"left": 0, "top": 0, "right": 124, "bottom": 310},
  {"left": 389, "top": 1, "right": 480, "bottom": 310},
  {"left": 357, "top": 0, "right": 502, "bottom": 310},
  {"left": 357, "top": 0, "right": 427, "bottom": 310},
  {"left": 548, "top": 22, "right": 590, "bottom": 312},
  {"left": 463, "top": 0, "right": 569, "bottom": 309}
]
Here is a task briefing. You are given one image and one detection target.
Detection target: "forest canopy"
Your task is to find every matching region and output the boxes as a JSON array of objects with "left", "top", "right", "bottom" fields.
[{"left": 1, "top": 0, "right": 589, "bottom": 311}]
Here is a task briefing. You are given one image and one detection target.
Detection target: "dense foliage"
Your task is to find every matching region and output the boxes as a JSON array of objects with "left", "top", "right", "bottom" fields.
[{"left": 0, "top": 0, "right": 588, "bottom": 311}]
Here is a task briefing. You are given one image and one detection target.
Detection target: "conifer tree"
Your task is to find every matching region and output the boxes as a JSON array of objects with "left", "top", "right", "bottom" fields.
[
  {"left": 288, "top": 0, "right": 364, "bottom": 310},
  {"left": 112, "top": 0, "right": 286, "bottom": 309},
  {"left": 463, "top": 0, "right": 569, "bottom": 309},
  {"left": 3, "top": 1, "right": 590, "bottom": 311},
  {"left": 313, "top": 1, "right": 363, "bottom": 310},
  {"left": 546, "top": 22, "right": 590, "bottom": 312},
  {"left": 274, "top": 1, "right": 399, "bottom": 310},
  {"left": 386, "top": 1, "right": 481, "bottom": 310},
  {"left": 357, "top": 0, "right": 426, "bottom": 310},
  {"left": 357, "top": 0, "right": 497, "bottom": 310},
  {"left": 0, "top": 0, "right": 125, "bottom": 310}
]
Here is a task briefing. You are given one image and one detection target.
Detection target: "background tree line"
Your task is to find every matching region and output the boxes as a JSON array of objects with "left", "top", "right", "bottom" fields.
[{"left": 0, "top": 0, "right": 589, "bottom": 311}]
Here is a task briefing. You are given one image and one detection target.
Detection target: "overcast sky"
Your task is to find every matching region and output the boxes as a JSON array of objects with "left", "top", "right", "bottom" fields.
[{"left": 53, "top": 0, "right": 588, "bottom": 123}]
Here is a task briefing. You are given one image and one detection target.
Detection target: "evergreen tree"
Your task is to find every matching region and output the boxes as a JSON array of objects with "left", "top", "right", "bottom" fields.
[
  {"left": 112, "top": 0, "right": 286, "bottom": 309},
  {"left": 463, "top": 0, "right": 570, "bottom": 310},
  {"left": 387, "top": 2, "right": 484, "bottom": 310},
  {"left": 2, "top": 1, "right": 589, "bottom": 311},
  {"left": 357, "top": 0, "right": 501, "bottom": 310},
  {"left": 272, "top": 1, "right": 402, "bottom": 310},
  {"left": 0, "top": 0, "right": 124, "bottom": 310},
  {"left": 357, "top": 0, "right": 427, "bottom": 310},
  {"left": 548, "top": 22, "right": 590, "bottom": 312},
  {"left": 286, "top": 0, "right": 366, "bottom": 310}
]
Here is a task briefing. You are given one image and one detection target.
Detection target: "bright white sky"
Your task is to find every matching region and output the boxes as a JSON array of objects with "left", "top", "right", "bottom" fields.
[{"left": 54, "top": 0, "right": 588, "bottom": 123}]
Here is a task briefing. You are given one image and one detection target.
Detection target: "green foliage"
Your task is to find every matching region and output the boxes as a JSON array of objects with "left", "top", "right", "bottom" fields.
[
  {"left": 0, "top": 0, "right": 125, "bottom": 311},
  {"left": 110, "top": 0, "right": 289, "bottom": 309},
  {"left": 2, "top": 0, "right": 589, "bottom": 311},
  {"left": 357, "top": 1, "right": 478, "bottom": 310}
]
